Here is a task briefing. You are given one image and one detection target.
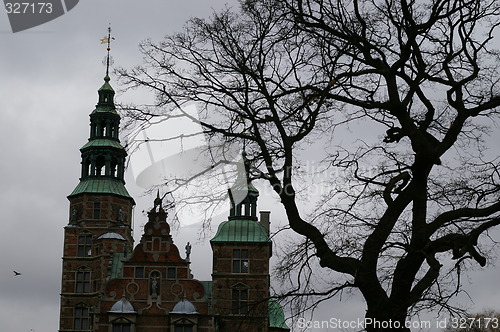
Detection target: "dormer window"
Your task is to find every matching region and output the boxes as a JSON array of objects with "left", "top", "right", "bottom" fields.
[
  {"left": 170, "top": 303, "right": 197, "bottom": 332},
  {"left": 108, "top": 298, "right": 136, "bottom": 331}
]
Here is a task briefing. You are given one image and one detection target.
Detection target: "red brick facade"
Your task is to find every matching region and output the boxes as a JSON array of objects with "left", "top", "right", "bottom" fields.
[
  {"left": 211, "top": 243, "right": 271, "bottom": 332},
  {"left": 60, "top": 193, "right": 276, "bottom": 332},
  {"left": 59, "top": 193, "right": 135, "bottom": 332}
]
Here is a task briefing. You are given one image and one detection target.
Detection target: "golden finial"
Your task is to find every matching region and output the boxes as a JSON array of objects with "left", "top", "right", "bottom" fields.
[{"left": 100, "top": 24, "right": 114, "bottom": 77}]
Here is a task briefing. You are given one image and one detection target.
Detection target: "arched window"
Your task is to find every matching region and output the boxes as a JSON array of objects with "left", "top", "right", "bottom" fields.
[
  {"left": 74, "top": 304, "right": 90, "bottom": 330},
  {"left": 77, "top": 233, "right": 92, "bottom": 257}
]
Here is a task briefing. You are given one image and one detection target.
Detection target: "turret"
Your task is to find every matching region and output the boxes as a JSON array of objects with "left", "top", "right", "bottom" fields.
[
  {"left": 210, "top": 151, "right": 272, "bottom": 332},
  {"left": 59, "top": 29, "right": 135, "bottom": 332}
]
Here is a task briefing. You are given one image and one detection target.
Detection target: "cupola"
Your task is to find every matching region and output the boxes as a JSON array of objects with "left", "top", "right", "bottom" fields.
[
  {"left": 171, "top": 298, "right": 198, "bottom": 314},
  {"left": 68, "top": 73, "right": 133, "bottom": 200},
  {"left": 109, "top": 297, "right": 136, "bottom": 314}
]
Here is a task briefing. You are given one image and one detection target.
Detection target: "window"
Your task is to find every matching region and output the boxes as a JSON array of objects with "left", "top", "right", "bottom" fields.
[
  {"left": 112, "top": 323, "right": 131, "bottom": 332},
  {"left": 76, "top": 271, "right": 91, "bottom": 293},
  {"left": 231, "top": 287, "right": 249, "bottom": 315},
  {"left": 74, "top": 305, "right": 89, "bottom": 330},
  {"left": 93, "top": 201, "right": 101, "bottom": 219},
  {"left": 134, "top": 266, "right": 144, "bottom": 279},
  {"left": 232, "top": 249, "right": 249, "bottom": 273},
  {"left": 167, "top": 267, "right": 176, "bottom": 279},
  {"left": 174, "top": 325, "right": 193, "bottom": 332},
  {"left": 77, "top": 234, "right": 92, "bottom": 257}
]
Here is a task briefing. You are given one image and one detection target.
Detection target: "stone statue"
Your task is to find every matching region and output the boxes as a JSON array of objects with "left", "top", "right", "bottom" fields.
[
  {"left": 118, "top": 207, "right": 125, "bottom": 223},
  {"left": 150, "top": 271, "right": 161, "bottom": 297},
  {"left": 185, "top": 242, "right": 192, "bottom": 260},
  {"left": 151, "top": 278, "right": 158, "bottom": 296}
]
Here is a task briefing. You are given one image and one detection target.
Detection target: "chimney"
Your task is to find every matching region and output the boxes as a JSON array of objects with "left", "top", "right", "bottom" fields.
[{"left": 259, "top": 211, "right": 270, "bottom": 236}]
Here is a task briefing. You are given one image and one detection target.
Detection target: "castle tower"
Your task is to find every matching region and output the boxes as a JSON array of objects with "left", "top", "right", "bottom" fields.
[
  {"left": 59, "top": 73, "right": 135, "bottom": 332},
  {"left": 210, "top": 152, "right": 273, "bottom": 332}
]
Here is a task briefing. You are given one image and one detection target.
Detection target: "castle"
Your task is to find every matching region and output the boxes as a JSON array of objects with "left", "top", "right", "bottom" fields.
[{"left": 58, "top": 72, "right": 290, "bottom": 332}]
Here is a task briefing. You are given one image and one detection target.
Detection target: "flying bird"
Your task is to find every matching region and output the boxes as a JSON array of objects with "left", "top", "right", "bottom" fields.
[{"left": 13, "top": 270, "right": 21, "bottom": 276}]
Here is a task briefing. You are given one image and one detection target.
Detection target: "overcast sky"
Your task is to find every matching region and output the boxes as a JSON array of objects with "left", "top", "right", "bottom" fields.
[{"left": 0, "top": 1, "right": 499, "bottom": 332}]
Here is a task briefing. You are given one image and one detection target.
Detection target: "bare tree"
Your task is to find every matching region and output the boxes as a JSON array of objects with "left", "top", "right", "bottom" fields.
[{"left": 118, "top": 0, "right": 500, "bottom": 330}]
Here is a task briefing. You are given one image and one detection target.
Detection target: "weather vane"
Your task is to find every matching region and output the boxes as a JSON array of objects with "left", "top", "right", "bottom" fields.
[{"left": 100, "top": 24, "right": 115, "bottom": 77}]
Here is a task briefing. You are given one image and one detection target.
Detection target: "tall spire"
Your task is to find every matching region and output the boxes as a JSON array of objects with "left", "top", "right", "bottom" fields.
[
  {"left": 96, "top": 25, "right": 116, "bottom": 109},
  {"left": 68, "top": 29, "right": 133, "bottom": 201},
  {"left": 106, "top": 25, "right": 111, "bottom": 77},
  {"left": 101, "top": 24, "right": 114, "bottom": 78},
  {"left": 228, "top": 150, "right": 259, "bottom": 220}
]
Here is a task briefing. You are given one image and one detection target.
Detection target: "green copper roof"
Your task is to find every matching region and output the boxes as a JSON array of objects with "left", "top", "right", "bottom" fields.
[
  {"left": 69, "top": 178, "right": 133, "bottom": 199},
  {"left": 91, "top": 75, "right": 118, "bottom": 114},
  {"left": 110, "top": 252, "right": 132, "bottom": 280},
  {"left": 81, "top": 138, "right": 123, "bottom": 150},
  {"left": 99, "top": 75, "right": 115, "bottom": 92},
  {"left": 200, "top": 281, "right": 212, "bottom": 300},
  {"left": 211, "top": 219, "right": 270, "bottom": 242},
  {"left": 268, "top": 300, "right": 289, "bottom": 330},
  {"left": 91, "top": 105, "right": 118, "bottom": 115}
]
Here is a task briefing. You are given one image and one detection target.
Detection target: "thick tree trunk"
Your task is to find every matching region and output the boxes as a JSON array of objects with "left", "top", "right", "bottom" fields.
[{"left": 365, "top": 307, "right": 411, "bottom": 332}]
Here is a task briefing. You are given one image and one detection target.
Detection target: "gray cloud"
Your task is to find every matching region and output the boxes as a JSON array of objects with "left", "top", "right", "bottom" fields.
[{"left": 0, "top": 1, "right": 498, "bottom": 331}]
